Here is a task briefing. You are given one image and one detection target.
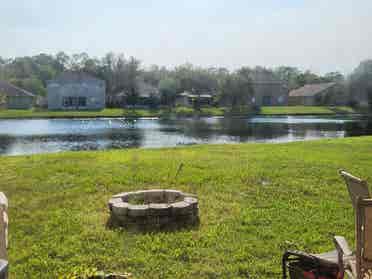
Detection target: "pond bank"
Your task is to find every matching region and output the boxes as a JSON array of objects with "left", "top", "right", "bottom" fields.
[
  {"left": 2, "top": 136, "right": 371, "bottom": 277},
  {"left": 0, "top": 106, "right": 364, "bottom": 119}
]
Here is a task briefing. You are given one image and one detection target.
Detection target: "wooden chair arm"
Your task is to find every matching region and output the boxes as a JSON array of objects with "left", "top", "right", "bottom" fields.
[
  {"left": 334, "top": 236, "right": 353, "bottom": 257},
  {"left": 357, "top": 197, "right": 372, "bottom": 206},
  {"left": 333, "top": 235, "right": 353, "bottom": 279}
]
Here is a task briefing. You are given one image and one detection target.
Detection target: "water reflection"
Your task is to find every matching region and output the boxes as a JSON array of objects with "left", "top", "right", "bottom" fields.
[{"left": 0, "top": 115, "right": 368, "bottom": 156}]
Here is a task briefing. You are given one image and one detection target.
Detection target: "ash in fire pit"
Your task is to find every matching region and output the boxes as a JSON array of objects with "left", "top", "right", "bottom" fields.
[{"left": 108, "top": 190, "right": 199, "bottom": 230}]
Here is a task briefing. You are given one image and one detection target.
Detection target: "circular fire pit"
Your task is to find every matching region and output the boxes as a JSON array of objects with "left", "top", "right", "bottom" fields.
[{"left": 108, "top": 190, "right": 199, "bottom": 230}]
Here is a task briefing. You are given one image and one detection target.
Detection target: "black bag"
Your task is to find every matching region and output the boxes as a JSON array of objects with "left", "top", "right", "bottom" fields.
[{"left": 282, "top": 251, "right": 340, "bottom": 279}]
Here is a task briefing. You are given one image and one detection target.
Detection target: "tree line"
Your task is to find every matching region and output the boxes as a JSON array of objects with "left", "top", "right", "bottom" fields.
[{"left": 0, "top": 52, "right": 371, "bottom": 108}]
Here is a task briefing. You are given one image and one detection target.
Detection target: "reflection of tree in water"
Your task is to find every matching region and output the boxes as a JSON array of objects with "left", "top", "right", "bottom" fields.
[
  {"left": 217, "top": 118, "right": 289, "bottom": 141},
  {"left": 344, "top": 117, "right": 372, "bottom": 137},
  {"left": 158, "top": 117, "right": 290, "bottom": 141},
  {"left": 0, "top": 136, "right": 14, "bottom": 155},
  {"left": 287, "top": 122, "right": 345, "bottom": 139},
  {"left": 104, "top": 127, "right": 144, "bottom": 149},
  {"left": 120, "top": 118, "right": 138, "bottom": 127},
  {"left": 158, "top": 117, "right": 357, "bottom": 143},
  {"left": 0, "top": 128, "right": 145, "bottom": 154}
]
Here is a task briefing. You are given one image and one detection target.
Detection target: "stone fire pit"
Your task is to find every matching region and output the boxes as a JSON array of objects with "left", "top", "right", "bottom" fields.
[{"left": 108, "top": 190, "right": 199, "bottom": 230}]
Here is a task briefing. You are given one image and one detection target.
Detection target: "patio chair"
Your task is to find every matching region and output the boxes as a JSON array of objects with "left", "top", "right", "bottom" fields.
[
  {"left": 281, "top": 171, "right": 366, "bottom": 278},
  {"left": 334, "top": 197, "right": 372, "bottom": 279},
  {"left": 339, "top": 170, "right": 370, "bottom": 210},
  {"left": 282, "top": 246, "right": 351, "bottom": 279}
]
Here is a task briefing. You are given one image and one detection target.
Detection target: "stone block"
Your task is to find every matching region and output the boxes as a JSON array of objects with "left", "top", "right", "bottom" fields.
[
  {"left": 149, "top": 203, "right": 171, "bottom": 216},
  {"left": 108, "top": 197, "right": 123, "bottom": 211},
  {"left": 112, "top": 202, "right": 129, "bottom": 216},
  {"left": 171, "top": 201, "right": 192, "bottom": 215},
  {"left": 184, "top": 197, "right": 198, "bottom": 209},
  {"left": 164, "top": 190, "right": 183, "bottom": 203},
  {"left": 144, "top": 190, "right": 165, "bottom": 203},
  {"left": 128, "top": 204, "right": 149, "bottom": 217},
  {"left": 128, "top": 191, "right": 145, "bottom": 203},
  {"left": 112, "top": 192, "right": 129, "bottom": 199}
]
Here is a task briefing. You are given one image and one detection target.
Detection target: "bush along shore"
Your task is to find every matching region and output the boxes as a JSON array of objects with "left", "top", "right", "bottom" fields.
[
  {"left": 0, "top": 105, "right": 362, "bottom": 119},
  {"left": 2, "top": 136, "right": 372, "bottom": 277}
]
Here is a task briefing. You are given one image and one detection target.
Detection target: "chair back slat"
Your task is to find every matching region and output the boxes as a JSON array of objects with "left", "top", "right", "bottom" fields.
[
  {"left": 0, "top": 209, "right": 6, "bottom": 261},
  {"left": 356, "top": 198, "right": 372, "bottom": 279},
  {"left": 339, "top": 170, "right": 370, "bottom": 210},
  {"left": 364, "top": 206, "right": 372, "bottom": 261}
]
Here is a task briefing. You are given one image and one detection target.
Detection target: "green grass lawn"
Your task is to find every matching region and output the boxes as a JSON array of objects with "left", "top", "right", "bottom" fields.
[
  {"left": 2, "top": 137, "right": 372, "bottom": 278},
  {"left": 0, "top": 108, "right": 153, "bottom": 119},
  {"left": 0, "top": 106, "right": 359, "bottom": 119},
  {"left": 0, "top": 108, "right": 226, "bottom": 119},
  {"left": 260, "top": 106, "right": 357, "bottom": 115}
]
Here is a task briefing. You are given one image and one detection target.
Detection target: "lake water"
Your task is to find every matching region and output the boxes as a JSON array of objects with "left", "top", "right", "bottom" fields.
[{"left": 0, "top": 115, "right": 371, "bottom": 156}]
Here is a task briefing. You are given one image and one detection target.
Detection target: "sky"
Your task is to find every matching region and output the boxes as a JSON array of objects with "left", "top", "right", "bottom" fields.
[{"left": 1, "top": 0, "right": 372, "bottom": 75}]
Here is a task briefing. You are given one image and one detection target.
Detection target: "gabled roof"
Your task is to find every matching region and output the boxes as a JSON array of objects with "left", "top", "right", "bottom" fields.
[
  {"left": 289, "top": 82, "right": 336, "bottom": 97},
  {"left": 0, "top": 80, "right": 35, "bottom": 97},
  {"left": 50, "top": 71, "right": 103, "bottom": 84}
]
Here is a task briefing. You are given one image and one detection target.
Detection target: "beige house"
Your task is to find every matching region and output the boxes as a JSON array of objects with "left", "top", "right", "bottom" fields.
[
  {"left": 288, "top": 82, "right": 345, "bottom": 106},
  {"left": 0, "top": 80, "right": 35, "bottom": 109}
]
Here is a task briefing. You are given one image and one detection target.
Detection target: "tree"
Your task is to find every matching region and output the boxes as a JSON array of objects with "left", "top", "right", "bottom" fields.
[
  {"left": 142, "top": 65, "right": 168, "bottom": 87},
  {"left": 55, "top": 52, "right": 70, "bottom": 72},
  {"left": 70, "top": 52, "right": 89, "bottom": 71},
  {"left": 274, "top": 66, "right": 301, "bottom": 90},
  {"left": 367, "top": 87, "right": 372, "bottom": 111},
  {"left": 323, "top": 72, "right": 344, "bottom": 82},
  {"left": 127, "top": 56, "right": 142, "bottom": 94},
  {"left": 0, "top": 91, "right": 6, "bottom": 106},
  {"left": 159, "top": 78, "right": 179, "bottom": 106},
  {"left": 100, "top": 52, "right": 116, "bottom": 95},
  {"left": 220, "top": 70, "right": 254, "bottom": 110},
  {"left": 349, "top": 60, "right": 372, "bottom": 106},
  {"left": 295, "top": 70, "right": 322, "bottom": 87},
  {"left": 0, "top": 57, "right": 5, "bottom": 80}
]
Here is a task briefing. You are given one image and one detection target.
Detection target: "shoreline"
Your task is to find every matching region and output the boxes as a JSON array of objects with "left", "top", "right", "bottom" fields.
[{"left": 0, "top": 107, "right": 366, "bottom": 120}]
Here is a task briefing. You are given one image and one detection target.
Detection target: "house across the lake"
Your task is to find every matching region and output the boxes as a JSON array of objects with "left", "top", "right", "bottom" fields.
[
  {"left": 175, "top": 91, "right": 213, "bottom": 107},
  {"left": 47, "top": 72, "right": 106, "bottom": 110},
  {"left": 249, "top": 70, "right": 289, "bottom": 106},
  {"left": 106, "top": 78, "right": 160, "bottom": 108},
  {"left": 288, "top": 82, "right": 344, "bottom": 106},
  {"left": 0, "top": 80, "right": 35, "bottom": 109}
]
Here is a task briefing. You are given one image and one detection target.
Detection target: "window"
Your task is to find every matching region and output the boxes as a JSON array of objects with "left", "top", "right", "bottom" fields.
[
  {"left": 63, "top": 97, "right": 72, "bottom": 107},
  {"left": 263, "top": 96, "right": 272, "bottom": 105},
  {"left": 78, "top": 97, "right": 87, "bottom": 107},
  {"left": 63, "top": 97, "right": 86, "bottom": 107}
]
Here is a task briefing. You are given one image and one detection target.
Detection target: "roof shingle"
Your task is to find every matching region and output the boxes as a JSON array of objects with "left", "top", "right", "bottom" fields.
[
  {"left": 50, "top": 71, "right": 102, "bottom": 84},
  {"left": 0, "top": 80, "right": 35, "bottom": 97},
  {"left": 289, "top": 82, "right": 336, "bottom": 97}
]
